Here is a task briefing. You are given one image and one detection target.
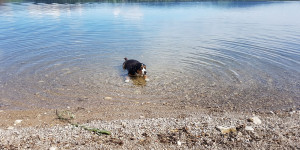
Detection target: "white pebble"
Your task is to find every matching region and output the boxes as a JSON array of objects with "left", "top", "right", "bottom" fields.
[
  {"left": 245, "top": 126, "right": 254, "bottom": 131},
  {"left": 14, "top": 120, "right": 22, "bottom": 124},
  {"left": 289, "top": 111, "right": 296, "bottom": 115},
  {"left": 249, "top": 116, "right": 262, "bottom": 124},
  {"left": 49, "top": 146, "right": 57, "bottom": 150}
]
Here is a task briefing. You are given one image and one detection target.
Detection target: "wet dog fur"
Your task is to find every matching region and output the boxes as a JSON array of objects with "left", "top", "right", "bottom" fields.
[{"left": 123, "top": 57, "right": 149, "bottom": 82}]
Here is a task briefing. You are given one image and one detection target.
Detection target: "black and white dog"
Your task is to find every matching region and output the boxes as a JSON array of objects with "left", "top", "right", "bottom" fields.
[{"left": 123, "top": 57, "right": 149, "bottom": 83}]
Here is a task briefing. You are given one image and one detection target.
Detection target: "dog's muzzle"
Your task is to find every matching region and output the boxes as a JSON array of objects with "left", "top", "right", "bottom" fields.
[{"left": 142, "top": 68, "right": 147, "bottom": 75}]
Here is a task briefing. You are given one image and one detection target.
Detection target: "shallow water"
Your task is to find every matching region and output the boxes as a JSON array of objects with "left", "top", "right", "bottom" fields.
[{"left": 0, "top": 1, "right": 299, "bottom": 111}]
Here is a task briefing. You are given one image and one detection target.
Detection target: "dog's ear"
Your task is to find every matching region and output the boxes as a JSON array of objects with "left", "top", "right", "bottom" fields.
[
  {"left": 135, "top": 63, "right": 142, "bottom": 70},
  {"left": 134, "top": 63, "right": 142, "bottom": 75}
]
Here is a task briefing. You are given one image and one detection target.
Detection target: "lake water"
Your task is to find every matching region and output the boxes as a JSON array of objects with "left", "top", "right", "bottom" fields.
[{"left": 0, "top": 1, "right": 299, "bottom": 111}]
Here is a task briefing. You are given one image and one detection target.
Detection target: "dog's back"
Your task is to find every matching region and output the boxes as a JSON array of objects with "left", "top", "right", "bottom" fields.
[
  {"left": 123, "top": 58, "right": 140, "bottom": 69},
  {"left": 123, "top": 57, "right": 142, "bottom": 75}
]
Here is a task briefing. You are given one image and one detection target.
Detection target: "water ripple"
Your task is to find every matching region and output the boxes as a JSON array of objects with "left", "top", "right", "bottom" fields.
[{"left": 0, "top": 1, "right": 299, "bottom": 111}]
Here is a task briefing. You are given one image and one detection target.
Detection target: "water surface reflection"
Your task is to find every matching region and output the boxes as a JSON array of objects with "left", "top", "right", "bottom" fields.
[{"left": 0, "top": 1, "right": 299, "bottom": 111}]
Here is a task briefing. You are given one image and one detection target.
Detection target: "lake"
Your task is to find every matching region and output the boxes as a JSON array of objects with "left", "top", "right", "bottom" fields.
[{"left": 0, "top": 0, "right": 299, "bottom": 111}]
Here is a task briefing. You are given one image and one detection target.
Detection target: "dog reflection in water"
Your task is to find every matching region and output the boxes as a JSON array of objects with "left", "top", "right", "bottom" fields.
[
  {"left": 131, "top": 76, "right": 147, "bottom": 86},
  {"left": 123, "top": 57, "right": 149, "bottom": 83}
]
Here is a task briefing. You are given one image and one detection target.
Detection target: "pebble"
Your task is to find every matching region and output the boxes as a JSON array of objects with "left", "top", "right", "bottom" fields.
[
  {"left": 177, "top": 140, "right": 182, "bottom": 146},
  {"left": 248, "top": 116, "right": 262, "bottom": 124},
  {"left": 134, "top": 90, "right": 141, "bottom": 94},
  {"left": 269, "top": 111, "right": 275, "bottom": 115},
  {"left": 245, "top": 126, "right": 254, "bottom": 131},
  {"left": 237, "top": 132, "right": 243, "bottom": 136},
  {"left": 49, "top": 146, "right": 57, "bottom": 150},
  {"left": 14, "top": 120, "right": 23, "bottom": 125},
  {"left": 7, "top": 126, "right": 14, "bottom": 130},
  {"left": 289, "top": 111, "right": 296, "bottom": 115},
  {"left": 104, "top": 97, "right": 112, "bottom": 100},
  {"left": 216, "top": 126, "right": 237, "bottom": 134}
]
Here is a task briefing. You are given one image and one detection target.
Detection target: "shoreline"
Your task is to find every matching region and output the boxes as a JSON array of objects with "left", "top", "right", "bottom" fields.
[{"left": 1, "top": 103, "right": 299, "bottom": 149}]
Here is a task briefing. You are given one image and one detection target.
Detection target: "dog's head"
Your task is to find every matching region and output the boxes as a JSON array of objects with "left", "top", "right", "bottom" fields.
[{"left": 136, "top": 63, "right": 147, "bottom": 76}]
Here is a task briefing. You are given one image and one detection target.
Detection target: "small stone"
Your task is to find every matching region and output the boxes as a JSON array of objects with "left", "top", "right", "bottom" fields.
[
  {"left": 139, "top": 116, "right": 145, "bottom": 119},
  {"left": 245, "top": 126, "right": 254, "bottom": 131},
  {"left": 0, "top": 110, "right": 3, "bottom": 112},
  {"left": 248, "top": 116, "right": 262, "bottom": 124},
  {"left": 49, "top": 146, "right": 57, "bottom": 150},
  {"left": 134, "top": 90, "right": 141, "bottom": 94},
  {"left": 129, "top": 137, "right": 135, "bottom": 140},
  {"left": 177, "top": 140, "right": 182, "bottom": 146},
  {"left": 216, "top": 126, "right": 237, "bottom": 134},
  {"left": 186, "top": 126, "right": 191, "bottom": 131},
  {"left": 237, "top": 132, "right": 243, "bottom": 136},
  {"left": 14, "top": 120, "right": 22, "bottom": 125},
  {"left": 104, "top": 97, "right": 112, "bottom": 100},
  {"left": 289, "top": 111, "right": 296, "bottom": 115},
  {"left": 7, "top": 126, "right": 14, "bottom": 130}
]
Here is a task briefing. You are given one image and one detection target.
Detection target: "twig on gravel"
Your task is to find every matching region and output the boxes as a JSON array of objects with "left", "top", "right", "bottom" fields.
[
  {"left": 72, "top": 123, "right": 111, "bottom": 135},
  {"left": 55, "top": 109, "right": 111, "bottom": 136}
]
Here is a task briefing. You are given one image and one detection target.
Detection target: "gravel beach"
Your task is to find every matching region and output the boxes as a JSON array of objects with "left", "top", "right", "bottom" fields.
[{"left": 1, "top": 103, "right": 299, "bottom": 149}]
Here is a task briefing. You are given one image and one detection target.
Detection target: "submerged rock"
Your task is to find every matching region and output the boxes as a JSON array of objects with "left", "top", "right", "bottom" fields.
[{"left": 104, "top": 97, "right": 112, "bottom": 100}]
